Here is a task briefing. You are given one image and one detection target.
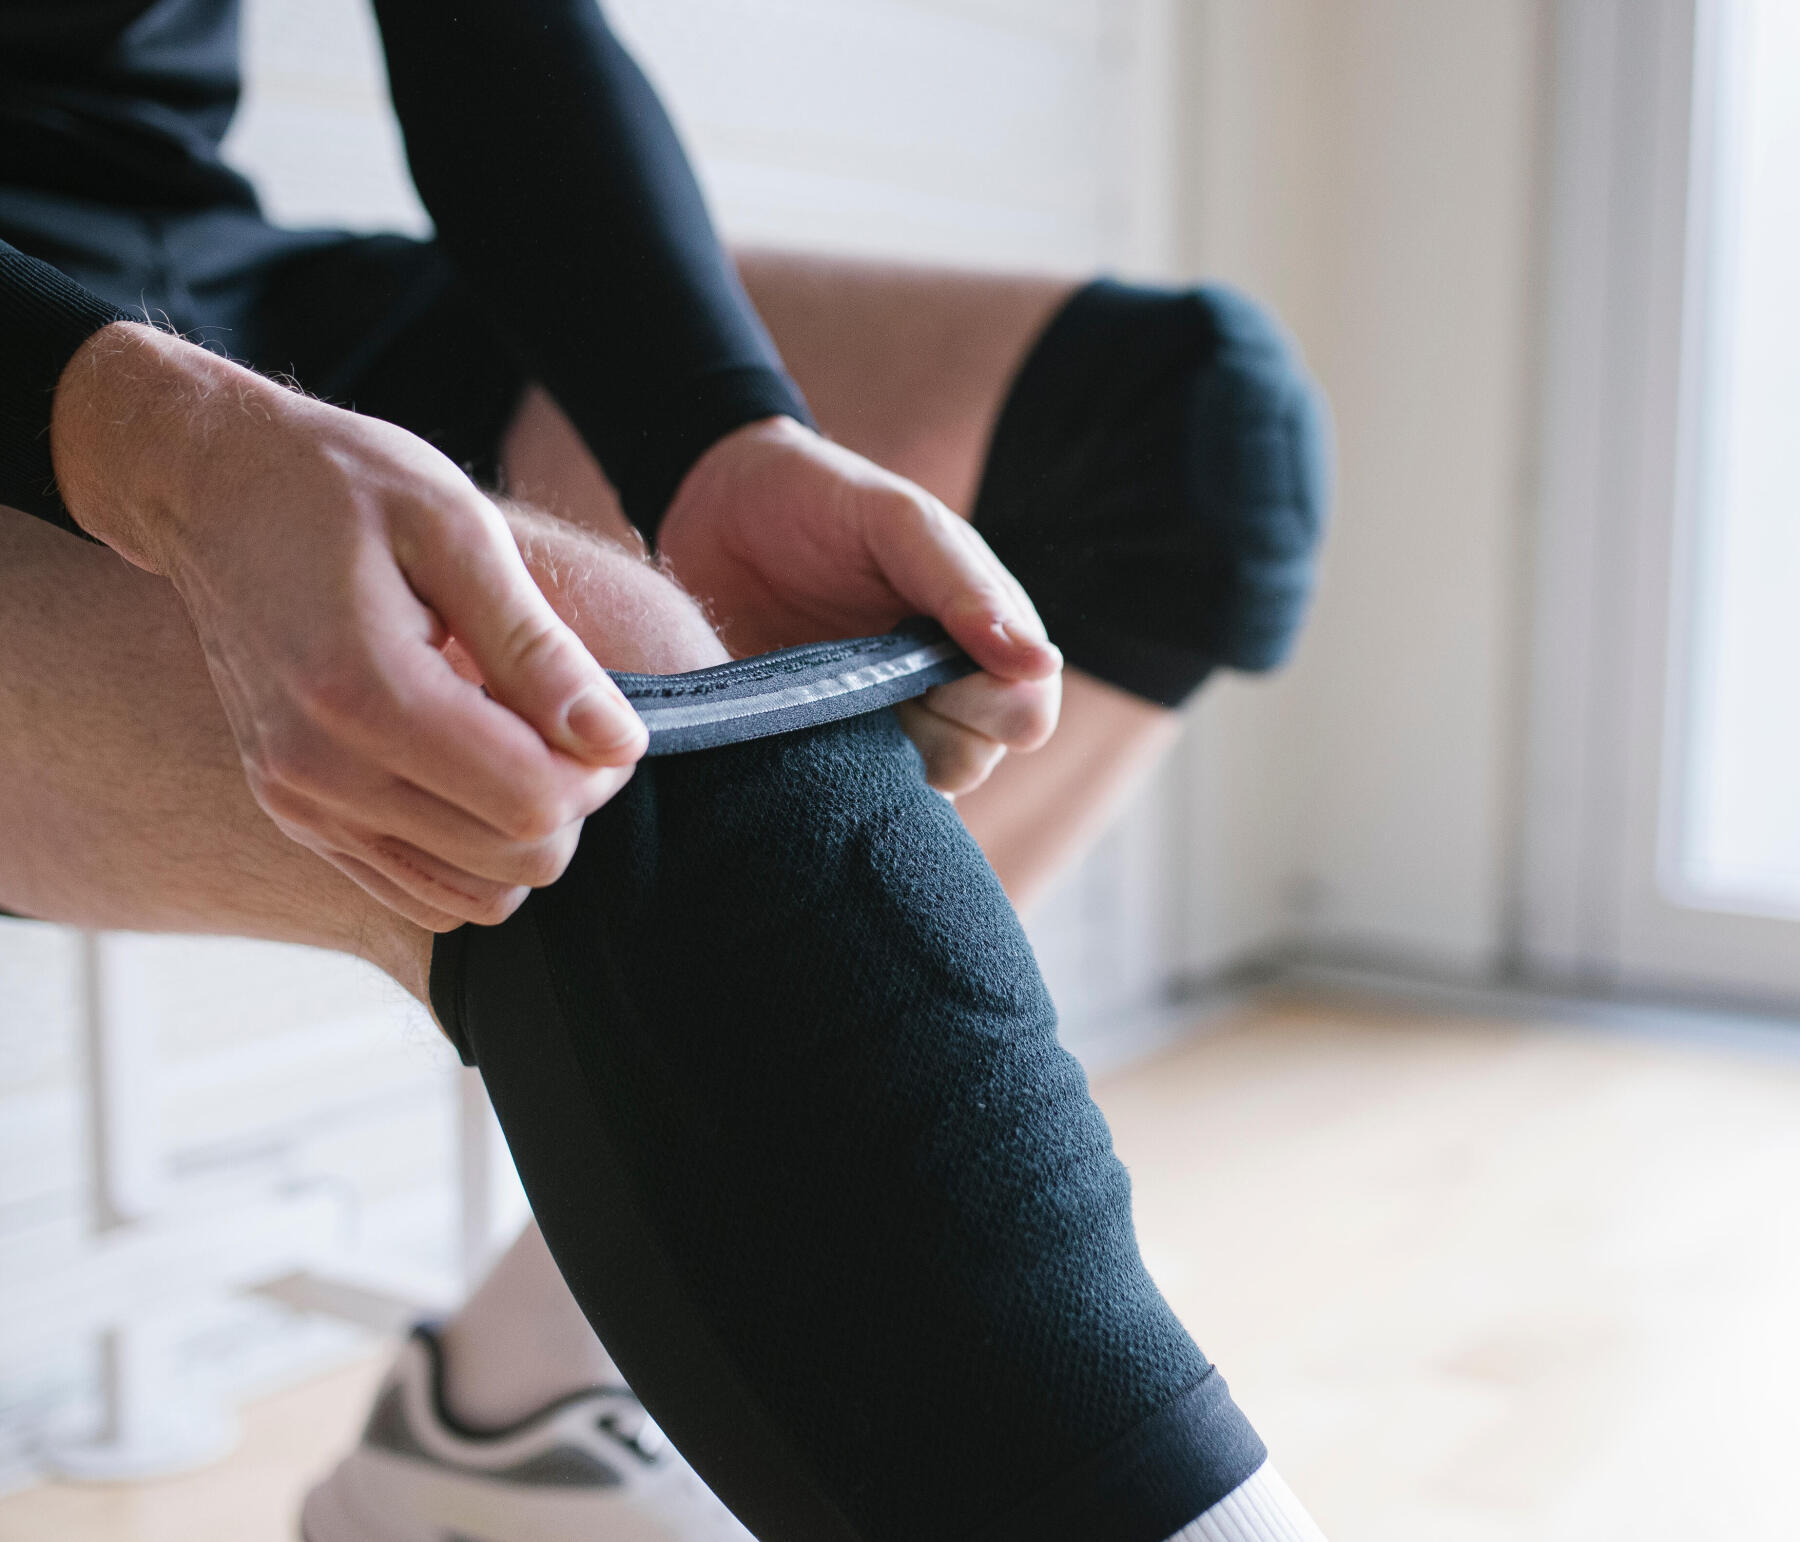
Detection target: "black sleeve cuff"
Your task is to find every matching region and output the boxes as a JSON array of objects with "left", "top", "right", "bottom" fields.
[
  {"left": 0, "top": 243, "right": 132, "bottom": 534},
  {"left": 619, "top": 363, "right": 815, "bottom": 548}
]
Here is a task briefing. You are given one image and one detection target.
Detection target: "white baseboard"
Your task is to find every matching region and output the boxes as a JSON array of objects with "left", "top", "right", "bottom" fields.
[{"left": 1267, "top": 953, "right": 1800, "bottom": 1062}]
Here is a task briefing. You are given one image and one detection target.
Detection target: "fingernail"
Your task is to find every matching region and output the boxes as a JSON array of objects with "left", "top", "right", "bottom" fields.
[
  {"left": 565, "top": 685, "right": 644, "bottom": 757},
  {"left": 995, "top": 620, "right": 1059, "bottom": 670},
  {"left": 994, "top": 616, "right": 1048, "bottom": 651}
]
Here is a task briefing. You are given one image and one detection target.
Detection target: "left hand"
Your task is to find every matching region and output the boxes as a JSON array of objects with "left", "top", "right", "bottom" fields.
[{"left": 656, "top": 416, "right": 1062, "bottom": 795}]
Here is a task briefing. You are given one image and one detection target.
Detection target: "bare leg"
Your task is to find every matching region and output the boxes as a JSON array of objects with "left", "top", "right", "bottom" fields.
[
  {"left": 505, "top": 248, "right": 1182, "bottom": 912},
  {"left": 729, "top": 250, "right": 1074, "bottom": 519},
  {"left": 435, "top": 1219, "right": 625, "bottom": 1425},
  {"left": 0, "top": 505, "right": 722, "bottom": 1000},
  {"left": 0, "top": 509, "right": 433, "bottom": 995}
]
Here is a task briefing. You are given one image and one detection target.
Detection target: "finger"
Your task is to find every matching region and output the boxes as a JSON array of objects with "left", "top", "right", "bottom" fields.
[
  {"left": 865, "top": 496, "right": 1062, "bottom": 682},
  {"left": 895, "top": 698, "right": 1008, "bottom": 796},
  {"left": 441, "top": 634, "right": 483, "bottom": 686},
  {"left": 920, "top": 668, "right": 1062, "bottom": 753},
  {"left": 400, "top": 497, "right": 647, "bottom": 767},
  {"left": 265, "top": 760, "right": 593, "bottom": 890},
  {"left": 358, "top": 832, "right": 531, "bottom": 927},
  {"left": 310, "top": 560, "right": 630, "bottom": 842},
  {"left": 326, "top": 850, "right": 474, "bottom": 934},
  {"left": 266, "top": 789, "right": 533, "bottom": 926}
]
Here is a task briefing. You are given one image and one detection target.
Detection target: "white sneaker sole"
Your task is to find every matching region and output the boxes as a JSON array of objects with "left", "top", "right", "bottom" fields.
[{"left": 301, "top": 1447, "right": 707, "bottom": 1542}]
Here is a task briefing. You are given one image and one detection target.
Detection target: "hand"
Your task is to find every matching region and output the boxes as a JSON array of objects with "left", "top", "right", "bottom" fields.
[
  {"left": 657, "top": 416, "right": 1062, "bottom": 794},
  {"left": 50, "top": 323, "right": 647, "bottom": 930}
]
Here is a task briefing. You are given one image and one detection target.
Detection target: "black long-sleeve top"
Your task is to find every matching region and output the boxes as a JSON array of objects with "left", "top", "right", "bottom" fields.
[{"left": 0, "top": 0, "right": 809, "bottom": 538}]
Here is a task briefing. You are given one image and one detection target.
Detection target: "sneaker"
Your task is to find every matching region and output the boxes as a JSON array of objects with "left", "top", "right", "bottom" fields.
[{"left": 301, "top": 1325, "right": 753, "bottom": 1542}]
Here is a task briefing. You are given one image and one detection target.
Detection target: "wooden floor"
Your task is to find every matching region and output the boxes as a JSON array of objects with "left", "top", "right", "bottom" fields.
[{"left": 5, "top": 995, "right": 1800, "bottom": 1542}]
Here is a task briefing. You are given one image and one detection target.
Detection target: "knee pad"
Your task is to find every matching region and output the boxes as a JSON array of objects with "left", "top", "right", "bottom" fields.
[
  {"left": 974, "top": 279, "right": 1331, "bottom": 707},
  {"left": 431, "top": 692, "right": 1264, "bottom": 1541}
]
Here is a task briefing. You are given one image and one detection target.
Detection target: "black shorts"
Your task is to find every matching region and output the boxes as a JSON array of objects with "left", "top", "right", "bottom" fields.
[{"left": 0, "top": 189, "right": 527, "bottom": 483}]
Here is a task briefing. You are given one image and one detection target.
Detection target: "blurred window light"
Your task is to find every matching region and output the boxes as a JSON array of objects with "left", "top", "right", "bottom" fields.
[{"left": 1677, "top": 0, "right": 1800, "bottom": 915}]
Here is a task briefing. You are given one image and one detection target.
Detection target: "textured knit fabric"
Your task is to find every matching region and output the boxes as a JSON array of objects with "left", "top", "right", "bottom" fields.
[
  {"left": 0, "top": 0, "right": 257, "bottom": 212},
  {"left": 974, "top": 279, "right": 1330, "bottom": 707},
  {"left": 431, "top": 711, "right": 1267, "bottom": 1542},
  {"left": 0, "top": 0, "right": 809, "bottom": 536}
]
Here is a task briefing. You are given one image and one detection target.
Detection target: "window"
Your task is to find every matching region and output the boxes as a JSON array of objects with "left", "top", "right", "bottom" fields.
[
  {"left": 1677, "top": 0, "right": 1800, "bottom": 919},
  {"left": 1524, "top": 0, "right": 1800, "bottom": 1006}
]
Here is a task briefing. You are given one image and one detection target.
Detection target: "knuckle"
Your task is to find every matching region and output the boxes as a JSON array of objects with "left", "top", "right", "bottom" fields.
[
  {"left": 435, "top": 493, "right": 507, "bottom": 551},
  {"left": 1021, "top": 703, "right": 1060, "bottom": 750},
  {"left": 868, "top": 482, "right": 936, "bottom": 535},
  {"left": 945, "top": 746, "right": 1006, "bottom": 796},
  {"left": 500, "top": 788, "right": 569, "bottom": 846},
  {"left": 465, "top": 883, "right": 529, "bottom": 927},
  {"left": 516, "top": 828, "right": 579, "bottom": 889},
  {"left": 265, "top": 806, "right": 326, "bottom": 853},
  {"left": 293, "top": 644, "right": 391, "bottom": 729},
  {"left": 928, "top": 727, "right": 1005, "bottom": 792},
  {"left": 1000, "top": 691, "right": 1058, "bottom": 748},
  {"left": 368, "top": 834, "right": 522, "bottom": 927},
  {"left": 902, "top": 487, "right": 955, "bottom": 533},
  {"left": 244, "top": 721, "right": 332, "bottom": 798},
  {"left": 588, "top": 763, "right": 636, "bottom": 812},
  {"left": 248, "top": 772, "right": 310, "bottom": 825},
  {"left": 935, "top": 676, "right": 1059, "bottom": 751},
  {"left": 500, "top": 612, "right": 574, "bottom": 676},
  {"left": 419, "top": 909, "right": 466, "bottom": 935}
]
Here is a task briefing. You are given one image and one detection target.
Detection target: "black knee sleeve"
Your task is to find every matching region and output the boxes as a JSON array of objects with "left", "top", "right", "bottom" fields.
[
  {"left": 974, "top": 279, "right": 1330, "bottom": 707},
  {"left": 431, "top": 707, "right": 1264, "bottom": 1542}
]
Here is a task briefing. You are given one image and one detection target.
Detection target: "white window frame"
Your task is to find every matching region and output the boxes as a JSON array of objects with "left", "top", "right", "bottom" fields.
[{"left": 1522, "top": 0, "right": 1800, "bottom": 1008}]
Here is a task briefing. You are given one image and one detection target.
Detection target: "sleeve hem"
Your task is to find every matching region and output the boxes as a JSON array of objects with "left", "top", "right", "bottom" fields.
[
  {"left": 0, "top": 243, "right": 133, "bottom": 536},
  {"left": 614, "top": 363, "right": 815, "bottom": 546}
]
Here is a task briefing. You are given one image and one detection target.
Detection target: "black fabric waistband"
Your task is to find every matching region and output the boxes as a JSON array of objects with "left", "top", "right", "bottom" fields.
[{"left": 610, "top": 619, "right": 975, "bottom": 757}]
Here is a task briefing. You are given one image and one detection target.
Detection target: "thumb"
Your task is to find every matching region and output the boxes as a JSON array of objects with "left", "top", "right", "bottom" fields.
[
  {"left": 868, "top": 494, "right": 1062, "bottom": 683},
  {"left": 405, "top": 502, "right": 646, "bottom": 766}
]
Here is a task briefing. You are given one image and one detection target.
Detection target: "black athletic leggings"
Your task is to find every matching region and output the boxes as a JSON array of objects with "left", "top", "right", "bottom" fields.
[{"left": 430, "top": 664, "right": 1268, "bottom": 1542}]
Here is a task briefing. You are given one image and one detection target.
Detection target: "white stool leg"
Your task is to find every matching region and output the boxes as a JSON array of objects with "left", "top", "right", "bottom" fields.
[{"left": 44, "top": 933, "right": 237, "bottom": 1481}]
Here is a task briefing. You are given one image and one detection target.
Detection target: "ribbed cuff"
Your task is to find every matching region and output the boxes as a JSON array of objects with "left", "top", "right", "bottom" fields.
[
  {"left": 0, "top": 244, "right": 131, "bottom": 533},
  {"left": 1167, "top": 1464, "right": 1330, "bottom": 1542},
  {"left": 613, "top": 361, "right": 813, "bottom": 547}
]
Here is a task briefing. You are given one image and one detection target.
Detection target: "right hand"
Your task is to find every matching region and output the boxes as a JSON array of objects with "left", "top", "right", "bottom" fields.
[{"left": 50, "top": 322, "right": 646, "bottom": 930}]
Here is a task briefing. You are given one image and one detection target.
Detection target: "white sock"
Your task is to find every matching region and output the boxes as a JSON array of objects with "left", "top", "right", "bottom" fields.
[
  {"left": 1165, "top": 1463, "right": 1330, "bottom": 1542},
  {"left": 436, "top": 1220, "right": 621, "bottom": 1427}
]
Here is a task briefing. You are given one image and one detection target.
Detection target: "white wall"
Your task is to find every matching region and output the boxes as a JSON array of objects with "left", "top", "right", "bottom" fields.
[
  {"left": 228, "top": 0, "right": 1176, "bottom": 271},
  {"left": 1174, "top": 0, "right": 1548, "bottom": 983}
]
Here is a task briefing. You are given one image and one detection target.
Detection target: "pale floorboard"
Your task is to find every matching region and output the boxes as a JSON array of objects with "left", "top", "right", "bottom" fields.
[{"left": 4, "top": 996, "right": 1798, "bottom": 1541}]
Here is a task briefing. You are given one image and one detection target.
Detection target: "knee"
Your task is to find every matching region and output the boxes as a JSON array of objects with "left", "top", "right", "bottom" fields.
[
  {"left": 973, "top": 279, "right": 1332, "bottom": 703},
  {"left": 1173, "top": 284, "right": 1332, "bottom": 673},
  {"left": 500, "top": 500, "right": 729, "bottom": 676}
]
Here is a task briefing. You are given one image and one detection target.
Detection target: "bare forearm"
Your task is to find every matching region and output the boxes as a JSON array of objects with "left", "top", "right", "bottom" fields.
[{"left": 48, "top": 321, "right": 291, "bottom": 575}]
